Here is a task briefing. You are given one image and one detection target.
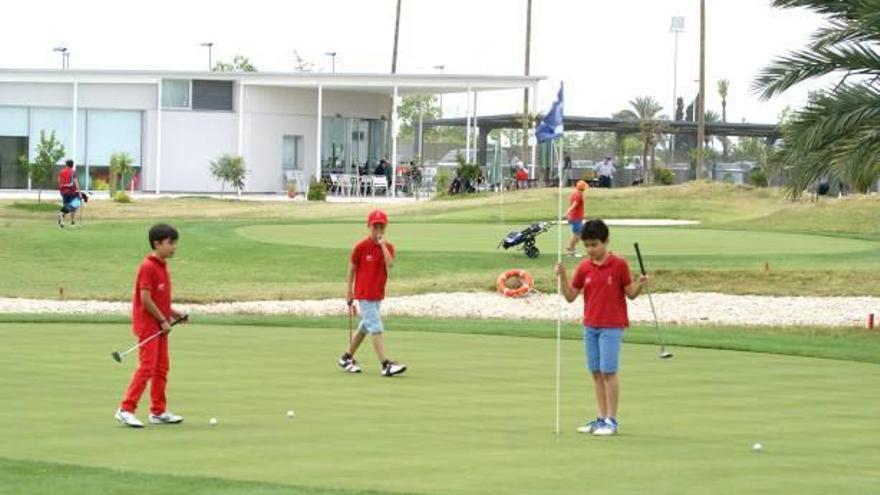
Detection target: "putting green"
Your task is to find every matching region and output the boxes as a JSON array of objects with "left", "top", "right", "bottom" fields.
[
  {"left": 1, "top": 322, "right": 878, "bottom": 494},
  {"left": 237, "top": 223, "right": 877, "bottom": 256}
]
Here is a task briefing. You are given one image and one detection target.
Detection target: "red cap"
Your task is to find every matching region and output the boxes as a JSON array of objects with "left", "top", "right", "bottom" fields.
[{"left": 367, "top": 209, "right": 389, "bottom": 226}]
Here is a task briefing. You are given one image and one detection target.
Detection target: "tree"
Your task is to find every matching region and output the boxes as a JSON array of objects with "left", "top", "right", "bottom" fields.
[
  {"left": 19, "top": 130, "right": 64, "bottom": 202},
  {"left": 755, "top": 0, "right": 880, "bottom": 196},
  {"left": 398, "top": 94, "right": 439, "bottom": 141},
  {"left": 717, "top": 79, "right": 731, "bottom": 159},
  {"left": 619, "top": 96, "right": 664, "bottom": 182},
  {"left": 293, "top": 50, "right": 314, "bottom": 72},
  {"left": 210, "top": 154, "right": 247, "bottom": 197},
  {"left": 109, "top": 152, "right": 134, "bottom": 194},
  {"left": 213, "top": 55, "right": 257, "bottom": 72}
]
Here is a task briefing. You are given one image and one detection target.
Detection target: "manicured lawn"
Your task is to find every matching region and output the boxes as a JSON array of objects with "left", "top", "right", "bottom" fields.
[{"left": 1, "top": 320, "right": 878, "bottom": 494}]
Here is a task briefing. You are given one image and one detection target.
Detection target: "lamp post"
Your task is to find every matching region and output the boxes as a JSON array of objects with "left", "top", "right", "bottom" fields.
[
  {"left": 433, "top": 64, "right": 445, "bottom": 118},
  {"left": 324, "top": 52, "right": 337, "bottom": 73},
  {"left": 53, "top": 46, "right": 69, "bottom": 70},
  {"left": 669, "top": 16, "right": 685, "bottom": 166},
  {"left": 200, "top": 42, "right": 213, "bottom": 70}
]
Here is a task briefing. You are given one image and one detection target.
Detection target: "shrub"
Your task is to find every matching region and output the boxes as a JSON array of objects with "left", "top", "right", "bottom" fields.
[
  {"left": 112, "top": 191, "right": 131, "bottom": 203},
  {"left": 436, "top": 169, "right": 451, "bottom": 197},
  {"left": 209, "top": 154, "right": 247, "bottom": 197},
  {"left": 653, "top": 167, "right": 675, "bottom": 185},
  {"left": 748, "top": 168, "right": 769, "bottom": 187},
  {"left": 91, "top": 178, "right": 110, "bottom": 191},
  {"left": 307, "top": 179, "right": 326, "bottom": 201}
]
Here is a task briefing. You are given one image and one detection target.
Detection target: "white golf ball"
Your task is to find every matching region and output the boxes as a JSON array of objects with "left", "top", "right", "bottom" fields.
[
  {"left": 752, "top": 442, "right": 763, "bottom": 452},
  {"left": 287, "top": 410, "right": 295, "bottom": 419},
  {"left": 209, "top": 417, "right": 218, "bottom": 426}
]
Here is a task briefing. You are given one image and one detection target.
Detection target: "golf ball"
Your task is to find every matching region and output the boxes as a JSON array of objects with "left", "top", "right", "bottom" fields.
[
  {"left": 209, "top": 417, "right": 218, "bottom": 426},
  {"left": 287, "top": 410, "right": 295, "bottom": 419},
  {"left": 752, "top": 443, "right": 763, "bottom": 452}
]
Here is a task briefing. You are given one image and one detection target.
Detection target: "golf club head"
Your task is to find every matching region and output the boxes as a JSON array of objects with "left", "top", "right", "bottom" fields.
[
  {"left": 659, "top": 351, "right": 674, "bottom": 359},
  {"left": 111, "top": 351, "right": 122, "bottom": 363}
]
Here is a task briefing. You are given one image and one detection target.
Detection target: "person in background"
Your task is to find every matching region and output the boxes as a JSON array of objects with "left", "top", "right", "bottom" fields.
[
  {"left": 596, "top": 156, "right": 615, "bottom": 188},
  {"left": 57, "top": 159, "right": 80, "bottom": 228}
]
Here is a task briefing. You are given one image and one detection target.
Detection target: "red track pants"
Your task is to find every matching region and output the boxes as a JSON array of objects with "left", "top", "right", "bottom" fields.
[{"left": 119, "top": 329, "right": 169, "bottom": 415}]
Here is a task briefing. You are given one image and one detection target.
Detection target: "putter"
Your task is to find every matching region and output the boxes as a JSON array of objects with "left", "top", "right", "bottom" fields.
[
  {"left": 634, "top": 243, "right": 673, "bottom": 359},
  {"left": 111, "top": 314, "right": 189, "bottom": 363}
]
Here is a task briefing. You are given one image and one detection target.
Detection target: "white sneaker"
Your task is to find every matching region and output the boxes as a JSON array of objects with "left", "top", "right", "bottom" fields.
[
  {"left": 592, "top": 418, "right": 618, "bottom": 436},
  {"left": 381, "top": 360, "right": 407, "bottom": 377},
  {"left": 149, "top": 411, "right": 184, "bottom": 424},
  {"left": 576, "top": 418, "right": 604, "bottom": 434},
  {"left": 115, "top": 409, "right": 144, "bottom": 428}
]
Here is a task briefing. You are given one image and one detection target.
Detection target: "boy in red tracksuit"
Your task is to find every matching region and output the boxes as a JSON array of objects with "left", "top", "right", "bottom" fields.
[
  {"left": 564, "top": 180, "right": 588, "bottom": 257},
  {"left": 337, "top": 209, "right": 407, "bottom": 377},
  {"left": 115, "top": 224, "right": 186, "bottom": 428},
  {"left": 57, "top": 159, "right": 80, "bottom": 228}
]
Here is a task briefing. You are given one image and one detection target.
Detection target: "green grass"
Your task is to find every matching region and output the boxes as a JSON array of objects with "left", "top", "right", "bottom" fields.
[
  {"left": 1, "top": 183, "right": 879, "bottom": 300},
  {"left": 1, "top": 321, "right": 879, "bottom": 494},
  {"left": 8, "top": 201, "right": 60, "bottom": 213}
]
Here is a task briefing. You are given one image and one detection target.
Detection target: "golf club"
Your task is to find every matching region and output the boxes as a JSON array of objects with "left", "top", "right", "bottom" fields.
[
  {"left": 111, "top": 314, "right": 189, "bottom": 363},
  {"left": 634, "top": 243, "right": 673, "bottom": 359}
]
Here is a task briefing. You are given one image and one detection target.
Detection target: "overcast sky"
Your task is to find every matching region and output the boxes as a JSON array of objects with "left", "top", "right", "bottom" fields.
[{"left": 1, "top": 0, "right": 828, "bottom": 123}]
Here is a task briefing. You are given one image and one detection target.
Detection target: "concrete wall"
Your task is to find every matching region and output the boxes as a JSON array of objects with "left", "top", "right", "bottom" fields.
[
  {"left": 78, "top": 83, "right": 156, "bottom": 109},
  {"left": 154, "top": 111, "right": 238, "bottom": 192},
  {"left": 0, "top": 82, "right": 72, "bottom": 107}
]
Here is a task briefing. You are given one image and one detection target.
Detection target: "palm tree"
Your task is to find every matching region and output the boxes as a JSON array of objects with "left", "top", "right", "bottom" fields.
[
  {"left": 620, "top": 96, "right": 664, "bottom": 182},
  {"left": 717, "top": 79, "right": 731, "bottom": 159},
  {"left": 755, "top": 0, "right": 880, "bottom": 196}
]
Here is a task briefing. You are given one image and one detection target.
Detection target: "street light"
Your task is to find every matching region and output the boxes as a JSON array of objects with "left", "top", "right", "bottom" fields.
[
  {"left": 433, "top": 64, "right": 445, "bottom": 118},
  {"left": 669, "top": 16, "right": 685, "bottom": 165},
  {"left": 324, "top": 52, "right": 337, "bottom": 73},
  {"left": 53, "top": 46, "right": 69, "bottom": 70},
  {"left": 200, "top": 42, "right": 214, "bottom": 70}
]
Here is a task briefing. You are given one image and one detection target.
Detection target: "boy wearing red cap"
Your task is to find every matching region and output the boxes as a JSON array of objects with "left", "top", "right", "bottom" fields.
[
  {"left": 338, "top": 209, "right": 407, "bottom": 377},
  {"left": 565, "top": 180, "right": 588, "bottom": 257}
]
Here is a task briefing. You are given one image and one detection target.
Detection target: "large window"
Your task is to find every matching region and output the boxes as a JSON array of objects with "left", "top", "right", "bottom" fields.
[
  {"left": 0, "top": 106, "right": 28, "bottom": 136},
  {"left": 282, "top": 135, "right": 302, "bottom": 170},
  {"left": 86, "top": 110, "right": 142, "bottom": 167},
  {"left": 192, "top": 80, "right": 234, "bottom": 111},
  {"left": 29, "top": 107, "right": 86, "bottom": 163},
  {"left": 321, "top": 117, "right": 387, "bottom": 175},
  {"left": 161, "top": 79, "right": 190, "bottom": 108}
]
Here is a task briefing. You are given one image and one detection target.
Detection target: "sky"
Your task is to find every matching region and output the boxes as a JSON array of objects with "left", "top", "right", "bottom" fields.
[{"left": 0, "top": 0, "right": 829, "bottom": 124}]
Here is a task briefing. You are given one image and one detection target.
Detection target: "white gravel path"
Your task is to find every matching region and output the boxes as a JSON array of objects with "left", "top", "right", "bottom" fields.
[{"left": 1, "top": 292, "right": 877, "bottom": 327}]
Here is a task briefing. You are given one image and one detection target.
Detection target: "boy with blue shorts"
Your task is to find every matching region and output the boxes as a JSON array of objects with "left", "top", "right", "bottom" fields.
[
  {"left": 556, "top": 219, "right": 646, "bottom": 436},
  {"left": 564, "top": 180, "right": 587, "bottom": 257},
  {"left": 337, "top": 209, "right": 407, "bottom": 377}
]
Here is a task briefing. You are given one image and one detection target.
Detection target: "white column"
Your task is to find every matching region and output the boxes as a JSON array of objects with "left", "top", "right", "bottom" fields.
[
  {"left": 315, "top": 83, "right": 323, "bottom": 189},
  {"left": 465, "top": 85, "right": 472, "bottom": 163},
  {"left": 530, "top": 83, "right": 538, "bottom": 175},
  {"left": 72, "top": 81, "right": 80, "bottom": 187},
  {"left": 237, "top": 81, "right": 245, "bottom": 196},
  {"left": 473, "top": 91, "right": 479, "bottom": 164},
  {"left": 156, "top": 79, "right": 163, "bottom": 194},
  {"left": 391, "top": 84, "right": 399, "bottom": 197}
]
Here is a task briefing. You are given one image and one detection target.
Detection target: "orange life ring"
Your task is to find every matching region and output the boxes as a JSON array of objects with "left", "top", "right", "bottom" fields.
[{"left": 497, "top": 269, "right": 534, "bottom": 298}]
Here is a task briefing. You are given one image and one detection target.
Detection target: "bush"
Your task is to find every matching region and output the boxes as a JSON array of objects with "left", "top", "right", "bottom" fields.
[
  {"left": 748, "top": 168, "right": 769, "bottom": 187},
  {"left": 112, "top": 191, "right": 131, "bottom": 203},
  {"left": 722, "top": 172, "right": 735, "bottom": 184},
  {"left": 91, "top": 178, "right": 110, "bottom": 191},
  {"left": 652, "top": 167, "right": 675, "bottom": 185},
  {"left": 307, "top": 179, "right": 326, "bottom": 201},
  {"left": 436, "top": 169, "right": 451, "bottom": 197},
  {"left": 209, "top": 154, "right": 247, "bottom": 197}
]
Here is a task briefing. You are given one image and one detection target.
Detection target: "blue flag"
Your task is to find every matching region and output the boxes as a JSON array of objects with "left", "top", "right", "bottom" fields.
[{"left": 535, "top": 83, "right": 564, "bottom": 143}]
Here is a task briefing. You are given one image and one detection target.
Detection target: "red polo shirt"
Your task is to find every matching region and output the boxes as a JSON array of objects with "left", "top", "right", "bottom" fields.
[
  {"left": 570, "top": 253, "right": 632, "bottom": 328},
  {"left": 351, "top": 237, "right": 395, "bottom": 301},
  {"left": 568, "top": 190, "right": 584, "bottom": 220},
  {"left": 59, "top": 167, "right": 76, "bottom": 195},
  {"left": 132, "top": 255, "right": 172, "bottom": 333}
]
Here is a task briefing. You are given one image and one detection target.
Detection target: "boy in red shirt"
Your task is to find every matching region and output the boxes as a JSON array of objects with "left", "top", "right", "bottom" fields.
[
  {"left": 115, "top": 224, "right": 186, "bottom": 428},
  {"left": 564, "top": 180, "right": 588, "bottom": 257},
  {"left": 555, "top": 219, "right": 646, "bottom": 436},
  {"left": 337, "top": 209, "right": 407, "bottom": 377},
  {"left": 57, "top": 159, "right": 80, "bottom": 228}
]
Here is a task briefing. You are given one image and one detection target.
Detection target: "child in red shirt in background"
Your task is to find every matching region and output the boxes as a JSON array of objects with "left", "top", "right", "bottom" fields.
[
  {"left": 555, "top": 219, "right": 647, "bottom": 436},
  {"left": 338, "top": 210, "right": 407, "bottom": 377},
  {"left": 564, "top": 180, "right": 588, "bottom": 257},
  {"left": 57, "top": 159, "right": 80, "bottom": 228},
  {"left": 115, "top": 224, "right": 187, "bottom": 428}
]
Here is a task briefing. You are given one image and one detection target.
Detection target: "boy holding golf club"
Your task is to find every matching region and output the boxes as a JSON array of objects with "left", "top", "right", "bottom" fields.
[
  {"left": 115, "top": 223, "right": 187, "bottom": 428},
  {"left": 337, "top": 209, "right": 407, "bottom": 377},
  {"left": 555, "top": 219, "right": 647, "bottom": 436}
]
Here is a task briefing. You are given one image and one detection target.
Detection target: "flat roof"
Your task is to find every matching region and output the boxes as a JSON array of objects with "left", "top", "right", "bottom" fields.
[{"left": 0, "top": 68, "right": 544, "bottom": 94}]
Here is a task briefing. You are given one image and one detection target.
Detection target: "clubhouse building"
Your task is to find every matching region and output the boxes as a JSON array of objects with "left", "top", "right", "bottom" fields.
[{"left": 0, "top": 69, "right": 541, "bottom": 194}]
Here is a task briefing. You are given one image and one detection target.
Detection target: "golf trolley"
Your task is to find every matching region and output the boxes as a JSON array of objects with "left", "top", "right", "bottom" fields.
[{"left": 498, "top": 221, "right": 552, "bottom": 258}]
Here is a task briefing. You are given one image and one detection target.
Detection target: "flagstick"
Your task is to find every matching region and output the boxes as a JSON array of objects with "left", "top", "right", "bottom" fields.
[{"left": 555, "top": 139, "right": 563, "bottom": 437}]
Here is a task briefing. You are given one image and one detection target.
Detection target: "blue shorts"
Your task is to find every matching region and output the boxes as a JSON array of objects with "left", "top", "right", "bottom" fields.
[
  {"left": 584, "top": 327, "right": 623, "bottom": 373},
  {"left": 357, "top": 300, "right": 384, "bottom": 334},
  {"left": 569, "top": 219, "right": 584, "bottom": 234}
]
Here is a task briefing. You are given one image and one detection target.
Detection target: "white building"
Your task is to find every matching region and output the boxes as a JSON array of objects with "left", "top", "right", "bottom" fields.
[{"left": 0, "top": 69, "right": 542, "bottom": 194}]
